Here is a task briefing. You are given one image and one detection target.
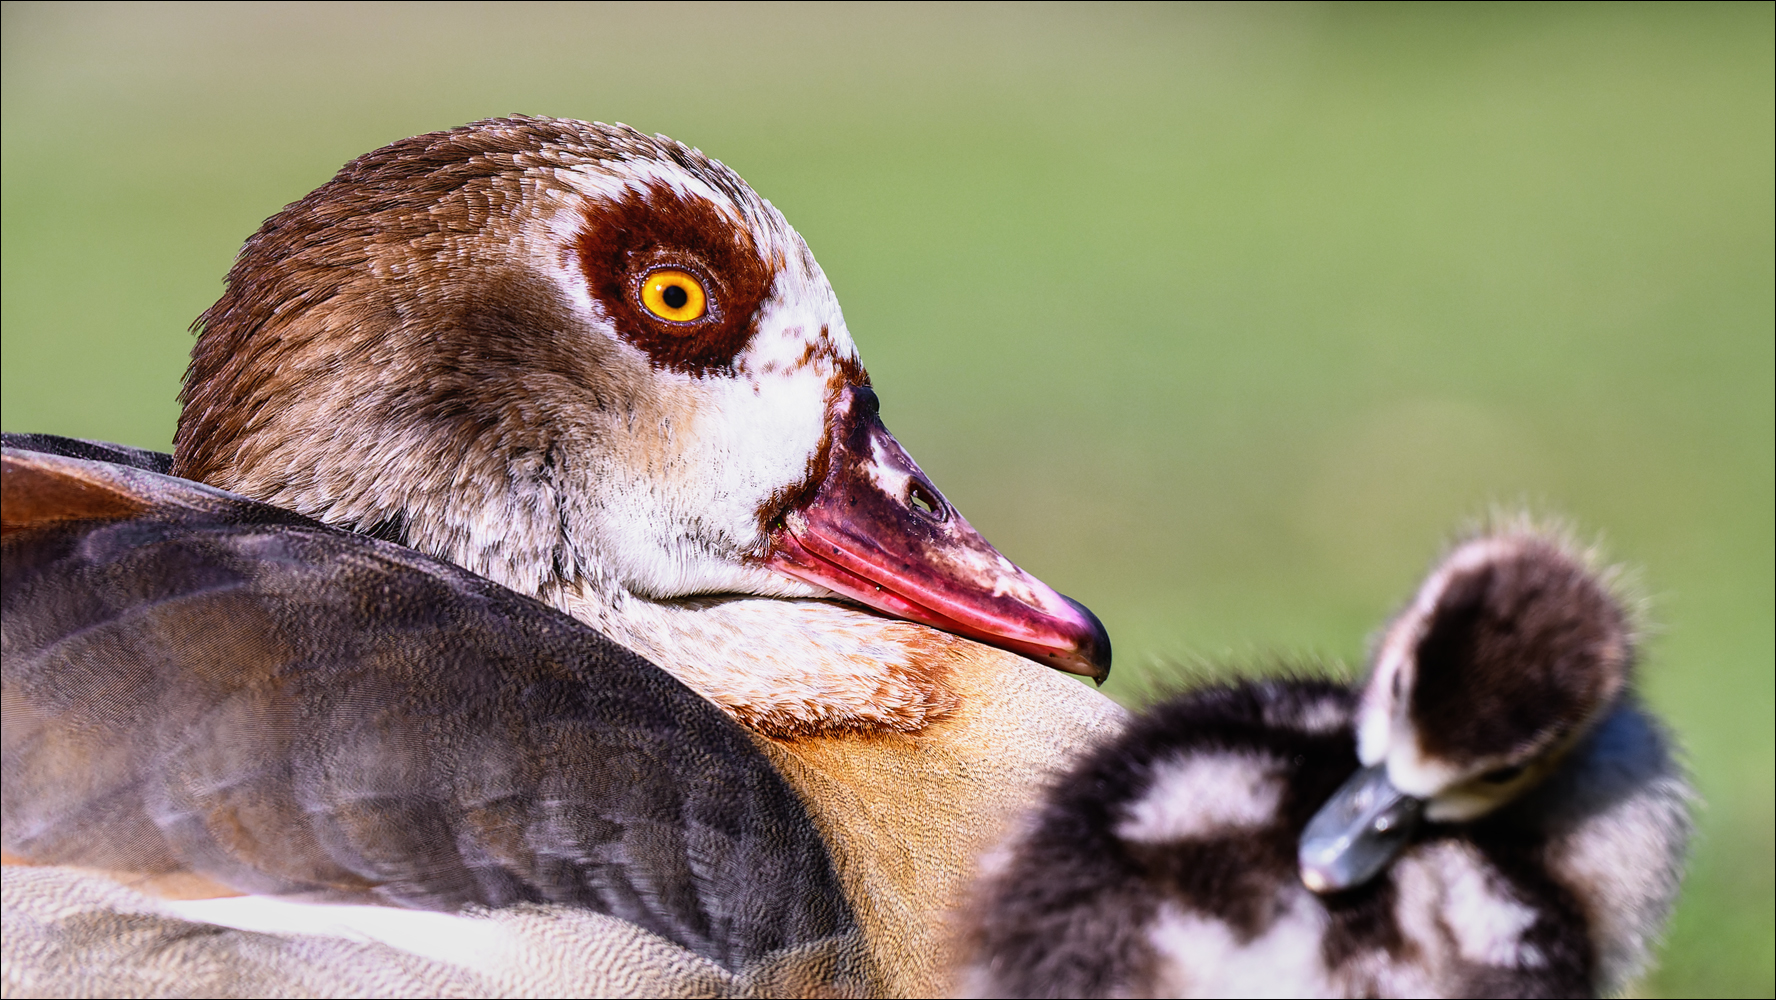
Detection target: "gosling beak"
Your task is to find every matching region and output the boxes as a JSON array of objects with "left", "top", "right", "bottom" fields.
[
  {"left": 764, "top": 385, "right": 1111, "bottom": 682},
  {"left": 1298, "top": 763, "right": 1424, "bottom": 893}
]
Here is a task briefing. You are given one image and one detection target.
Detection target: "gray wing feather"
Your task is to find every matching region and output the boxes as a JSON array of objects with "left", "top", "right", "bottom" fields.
[{"left": 2, "top": 444, "right": 856, "bottom": 973}]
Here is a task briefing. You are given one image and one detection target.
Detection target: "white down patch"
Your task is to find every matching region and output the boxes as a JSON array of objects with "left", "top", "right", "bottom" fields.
[
  {"left": 1146, "top": 891, "right": 1337, "bottom": 998},
  {"left": 1117, "top": 751, "right": 1285, "bottom": 844},
  {"left": 1393, "top": 841, "right": 1544, "bottom": 972},
  {"left": 1544, "top": 773, "right": 1691, "bottom": 992},
  {"left": 1261, "top": 691, "right": 1350, "bottom": 736}
]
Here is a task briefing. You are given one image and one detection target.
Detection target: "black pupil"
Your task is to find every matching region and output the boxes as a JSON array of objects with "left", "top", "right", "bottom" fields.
[{"left": 662, "top": 283, "right": 689, "bottom": 310}]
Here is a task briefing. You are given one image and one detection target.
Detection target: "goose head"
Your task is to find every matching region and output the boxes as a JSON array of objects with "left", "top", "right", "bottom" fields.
[
  {"left": 1300, "top": 530, "right": 1633, "bottom": 891},
  {"left": 170, "top": 116, "right": 1108, "bottom": 733}
]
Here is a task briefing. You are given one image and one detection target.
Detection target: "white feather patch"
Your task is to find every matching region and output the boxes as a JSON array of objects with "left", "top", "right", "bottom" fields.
[
  {"left": 163, "top": 896, "right": 518, "bottom": 971},
  {"left": 1393, "top": 841, "right": 1543, "bottom": 971},
  {"left": 1117, "top": 751, "right": 1284, "bottom": 844},
  {"left": 1146, "top": 892, "right": 1337, "bottom": 998},
  {"left": 1262, "top": 692, "right": 1350, "bottom": 735},
  {"left": 1545, "top": 773, "right": 1692, "bottom": 992}
]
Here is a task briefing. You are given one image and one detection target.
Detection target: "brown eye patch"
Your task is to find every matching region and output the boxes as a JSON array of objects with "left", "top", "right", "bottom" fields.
[{"left": 574, "top": 180, "right": 775, "bottom": 378}]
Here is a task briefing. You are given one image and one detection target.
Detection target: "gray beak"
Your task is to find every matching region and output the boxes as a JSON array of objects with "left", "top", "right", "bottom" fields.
[{"left": 1298, "top": 763, "right": 1425, "bottom": 894}]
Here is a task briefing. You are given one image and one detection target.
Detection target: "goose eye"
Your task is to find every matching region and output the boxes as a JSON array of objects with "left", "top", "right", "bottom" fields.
[{"left": 640, "top": 269, "right": 708, "bottom": 322}]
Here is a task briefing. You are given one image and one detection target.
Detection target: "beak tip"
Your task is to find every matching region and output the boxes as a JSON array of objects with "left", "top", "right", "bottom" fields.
[
  {"left": 1299, "top": 866, "right": 1333, "bottom": 894},
  {"left": 1060, "top": 593, "right": 1112, "bottom": 683}
]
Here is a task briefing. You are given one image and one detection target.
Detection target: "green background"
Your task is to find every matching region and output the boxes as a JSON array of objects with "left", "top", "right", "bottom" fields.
[{"left": 4, "top": 3, "right": 1770, "bottom": 993}]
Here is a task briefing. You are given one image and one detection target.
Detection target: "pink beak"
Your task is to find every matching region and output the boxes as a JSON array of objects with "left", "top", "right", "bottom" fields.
[{"left": 763, "top": 385, "right": 1111, "bottom": 682}]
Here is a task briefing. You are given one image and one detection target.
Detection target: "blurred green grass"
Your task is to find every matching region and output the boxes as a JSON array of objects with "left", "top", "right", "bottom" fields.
[{"left": 3, "top": 3, "right": 1770, "bottom": 994}]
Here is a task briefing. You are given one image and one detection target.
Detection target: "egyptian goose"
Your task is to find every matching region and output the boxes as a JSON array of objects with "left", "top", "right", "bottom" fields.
[
  {"left": 1, "top": 117, "right": 1127, "bottom": 997},
  {"left": 960, "top": 529, "right": 1692, "bottom": 998}
]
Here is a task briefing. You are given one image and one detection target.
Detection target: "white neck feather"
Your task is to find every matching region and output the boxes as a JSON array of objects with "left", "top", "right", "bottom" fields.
[{"left": 546, "top": 580, "right": 963, "bottom": 738}]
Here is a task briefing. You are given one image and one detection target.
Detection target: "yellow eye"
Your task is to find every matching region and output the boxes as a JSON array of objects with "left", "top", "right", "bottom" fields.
[{"left": 639, "top": 269, "right": 708, "bottom": 322}]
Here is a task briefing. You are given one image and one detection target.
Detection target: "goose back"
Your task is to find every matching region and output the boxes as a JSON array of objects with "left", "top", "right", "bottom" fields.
[{"left": 3, "top": 442, "right": 869, "bottom": 990}]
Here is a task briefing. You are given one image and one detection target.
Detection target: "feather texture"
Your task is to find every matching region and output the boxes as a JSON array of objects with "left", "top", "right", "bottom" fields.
[{"left": 3, "top": 442, "right": 859, "bottom": 978}]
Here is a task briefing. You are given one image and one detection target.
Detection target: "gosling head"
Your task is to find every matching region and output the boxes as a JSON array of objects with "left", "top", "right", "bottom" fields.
[{"left": 1300, "top": 530, "right": 1633, "bottom": 892}]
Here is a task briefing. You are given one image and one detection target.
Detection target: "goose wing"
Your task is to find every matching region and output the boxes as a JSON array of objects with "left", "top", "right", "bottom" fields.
[{"left": 1, "top": 440, "right": 856, "bottom": 975}]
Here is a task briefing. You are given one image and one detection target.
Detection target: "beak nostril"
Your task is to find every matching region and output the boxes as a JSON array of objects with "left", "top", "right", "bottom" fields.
[{"left": 907, "top": 481, "right": 946, "bottom": 522}]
